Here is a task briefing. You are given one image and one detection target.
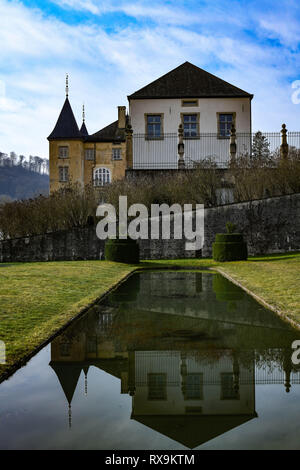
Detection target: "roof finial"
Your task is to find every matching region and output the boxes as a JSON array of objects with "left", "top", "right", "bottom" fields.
[
  {"left": 68, "top": 404, "right": 72, "bottom": 429},
  {"left": 85, "top": 370, "right": 88, "bottom": 396},
  {"left": 66, "top": 73, "right": 69, "bottom": 98},
  {"left": 82, "top": 103, "right": 85, "bottom": 123}
]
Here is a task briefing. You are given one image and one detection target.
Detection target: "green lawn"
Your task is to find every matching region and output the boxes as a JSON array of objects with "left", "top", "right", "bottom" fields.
[
  {"left": 0, "top": 261, "right": 137, "bottom": 379},
  {"left": 0, "top": 252, "right": 300, "bottom": 381}
]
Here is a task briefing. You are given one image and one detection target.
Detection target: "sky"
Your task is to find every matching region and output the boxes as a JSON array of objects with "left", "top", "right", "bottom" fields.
[{"left": 0, "top": 0, "right": 300, "bottom": 158}]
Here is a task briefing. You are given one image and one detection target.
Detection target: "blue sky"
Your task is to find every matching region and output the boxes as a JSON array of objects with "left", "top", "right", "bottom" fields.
[{"left": 0, "top": 0, "right": 300, "bottom": 157}]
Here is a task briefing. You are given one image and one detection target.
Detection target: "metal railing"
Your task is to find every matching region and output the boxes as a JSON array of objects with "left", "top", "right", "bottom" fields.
[{"left": 132, "top": 131, "right": 300, "bottom": 170}]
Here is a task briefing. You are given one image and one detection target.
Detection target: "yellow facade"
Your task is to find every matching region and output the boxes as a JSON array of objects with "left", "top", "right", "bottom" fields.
[
  {"left": 49, "top": 140, "right": 128, "bottom": 193},
  {"left": 48, "top": 101, "right": 128, "bottom": 194},
  {"left": 83, "top": 141, "right": 128, "bottom": 188}
]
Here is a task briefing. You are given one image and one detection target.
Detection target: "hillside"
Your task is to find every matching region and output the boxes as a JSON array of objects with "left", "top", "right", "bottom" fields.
[{"left": 0, "top": 165, "right": 49, "bottom": 200}]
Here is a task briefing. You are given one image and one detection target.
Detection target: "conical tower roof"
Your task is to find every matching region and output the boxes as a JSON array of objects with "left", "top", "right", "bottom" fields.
[
  {"left": 48, "top": 97, "right": 82, "bottom": 140},
  {"left": 80, "top": 121, "right": 89, "bottom": 137},
  {"left": 50, "top": 362, "right": 82, "bottom": 404}
]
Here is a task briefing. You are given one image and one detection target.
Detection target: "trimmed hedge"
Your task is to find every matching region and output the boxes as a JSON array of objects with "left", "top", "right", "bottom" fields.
[
  {"left": 105, "top": 238, "right": 140, "bottom": 264},
  {"left": 213, "top": 233, "right": 247, "bottom": 262},
  {"left": 215, "top": 233, "right": 243, "bottom": 243}
]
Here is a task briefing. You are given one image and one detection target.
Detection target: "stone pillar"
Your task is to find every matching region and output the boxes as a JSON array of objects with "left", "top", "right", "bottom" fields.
[
  {"left": 178, "top": 124, "right": 185, "bottom": 169},
  {"left": 125, "top": 124, "right": 133, "bottom": 169},
  {"left": 280, "top": 123, "right": 289, "bottom": 160},
  {"left": 230, "top": 123, "right": 237, "bottom": 161}
]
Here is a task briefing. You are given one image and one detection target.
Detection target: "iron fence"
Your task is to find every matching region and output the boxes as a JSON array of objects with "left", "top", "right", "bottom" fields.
[{"left": 132, "top": 131, "right": 300, "bottom": 170}]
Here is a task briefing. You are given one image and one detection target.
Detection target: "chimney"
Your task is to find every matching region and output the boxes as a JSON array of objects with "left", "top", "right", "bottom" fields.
[{"left": 118, "top": 106, "right": 126, "bottom": 129}]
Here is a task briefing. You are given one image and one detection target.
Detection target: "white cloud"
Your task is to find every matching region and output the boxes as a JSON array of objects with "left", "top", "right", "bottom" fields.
[
  {"left": 52, "top": 0, "right": 197, "bottom": 25},
  {"left": 259, "top": 15, "right": 300, "bottom": 48},
  {"left": 55, "top": 0, "right": 100, "bottom": 14},
  {"left": 0, "top": 0, "right": 299, "bottom": 158}
]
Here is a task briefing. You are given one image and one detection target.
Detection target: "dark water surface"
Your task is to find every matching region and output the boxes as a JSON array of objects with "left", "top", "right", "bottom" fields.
[{"left": 1, "top": 271, "right": 300, "bottom": 450}]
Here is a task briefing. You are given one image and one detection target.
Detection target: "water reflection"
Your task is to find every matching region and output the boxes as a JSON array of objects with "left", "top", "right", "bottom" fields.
[{"left": 49, "top": 272, "right": 300, "bottom": 449}]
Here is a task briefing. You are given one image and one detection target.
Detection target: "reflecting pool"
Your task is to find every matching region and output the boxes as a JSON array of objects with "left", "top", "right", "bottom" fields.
[{"left": 1, "top": 271, "right": 300, "bottom": 450}]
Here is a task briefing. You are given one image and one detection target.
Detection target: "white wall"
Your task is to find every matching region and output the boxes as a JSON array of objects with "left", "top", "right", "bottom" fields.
[
  {"left": 129, "top": 97, "right": 251, "bottom": 168},
  {"left": 130, "top": 97, "right": 251, "bottom": 134},
  {"left": 133, "top": 351, "right": 255, "bottom": 416}
]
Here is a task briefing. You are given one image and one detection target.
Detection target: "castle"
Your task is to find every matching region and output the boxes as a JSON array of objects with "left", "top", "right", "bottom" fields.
[
  {"left": 48, "top": 76, "right": 129, "bottom": 193},
  {"left": 48, "top": 62, "right": 253, "bottom": 193}
]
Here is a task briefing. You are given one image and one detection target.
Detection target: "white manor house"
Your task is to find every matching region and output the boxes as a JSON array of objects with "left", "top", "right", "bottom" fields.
[
  {"left": 128, "top": 61, "right": 253, "bottom": 169},
  {"left": 49, "top": 61, "right": 257, "bottom": 190}
]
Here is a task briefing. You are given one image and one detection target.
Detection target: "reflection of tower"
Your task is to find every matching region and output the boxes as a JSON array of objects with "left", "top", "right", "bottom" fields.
[
  {"left": 69, "top": 404, "right": 72, "bottom": 429},
  {"left": 50, "top": 363, "right": 82, "bottom": 428},
  {"left": 98, "top": 313, "right": 114, "bottom": 338},
  {"left": 83, "top": 366, "right": 89, "bottom": 396},
  {"left": 128, "top": 352, "right": 136, "bottom": 397},
  {"left": 283, "top": 348, "right": 292, "bottom": 393}
]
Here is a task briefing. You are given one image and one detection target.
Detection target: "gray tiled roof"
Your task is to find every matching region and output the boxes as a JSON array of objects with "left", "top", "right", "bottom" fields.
[
  {"left": 128, "top": 61, "right": 253, "bottom": 100},
  {"left": 86, "top": 120, "right": 126, "bottom": 143}
]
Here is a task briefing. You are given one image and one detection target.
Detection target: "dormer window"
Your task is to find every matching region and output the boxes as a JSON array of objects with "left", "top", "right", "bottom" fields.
[{"left": 58, "top": 146, "right": 69, "bottom": 159}]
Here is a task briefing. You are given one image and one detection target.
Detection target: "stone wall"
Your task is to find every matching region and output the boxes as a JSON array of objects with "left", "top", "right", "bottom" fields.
[
  {"left": 202, "top": 193, "right": 300, "bottom": 257},
  {"left": 1, "top": 193, "right": 299, "bottom": 262},
  {"left": 0, "top": 227, "right": 105, "bottom": 263}
]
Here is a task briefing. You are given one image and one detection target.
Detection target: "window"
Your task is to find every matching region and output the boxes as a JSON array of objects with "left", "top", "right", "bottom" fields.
[
  {"left": 146, "top": 114, "right": 163, "bottom": 138},
  {"left": 94, "top": 167, "right": 111, "bottom": 186},
  {"left": 221, "top": 373, "right": 239, "bottom": 400},
  {"left": 87, "top": 336, "right": 97, "bottom": 354},
  {"left": 218, "top": 113, "right": 234, "bottom": 138},
  {"left": 182, "top": 99, "right": 198, "bottom": 107},
  {"left": 58, "top": 146, "right": 69, "bottom": 159},
  {"left": 147, "top": 373, "right": 167, "bottom": 400},
  {"left": 85, "top": 148, "right": 94, "bottom": 160},
  {"left": 59, "top": 166, "right": 69, "bottom": 182},
  {"left": 112, "top": 148, "right": 122, "bottom": 160},
  {"left": 59, "top": 343, "right": 70, "bottom": 357},
  {"left": 185, "top": 373, "right": 203, "bottom": 400},
  {"left": 182, "top": 114, "right": 199, "bottom": 138}
]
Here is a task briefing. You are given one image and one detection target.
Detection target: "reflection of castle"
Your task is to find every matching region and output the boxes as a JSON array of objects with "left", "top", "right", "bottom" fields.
[
  {"left": 50, "top": 343, "right": 256, "bottom": 448},
  {"left": 131, "top": 351, "right": 255, "bottom": 448},
  {"left": 50, "top": 272, "right": 300, "bottom": 448}
]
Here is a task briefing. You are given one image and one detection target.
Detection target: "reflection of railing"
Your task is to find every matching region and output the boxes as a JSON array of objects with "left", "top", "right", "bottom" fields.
[
  {"left": 135, "top": 371, "right": 300, "bottom": 386},
  {"left": 255, "top": 367, "right": 300, "bottom": 384},
  {"left": 132, "top": 132, "right": 300, "bottom": 170},
  {"left": 134, "top": 351, "right": 300, "bottom": 386}
]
